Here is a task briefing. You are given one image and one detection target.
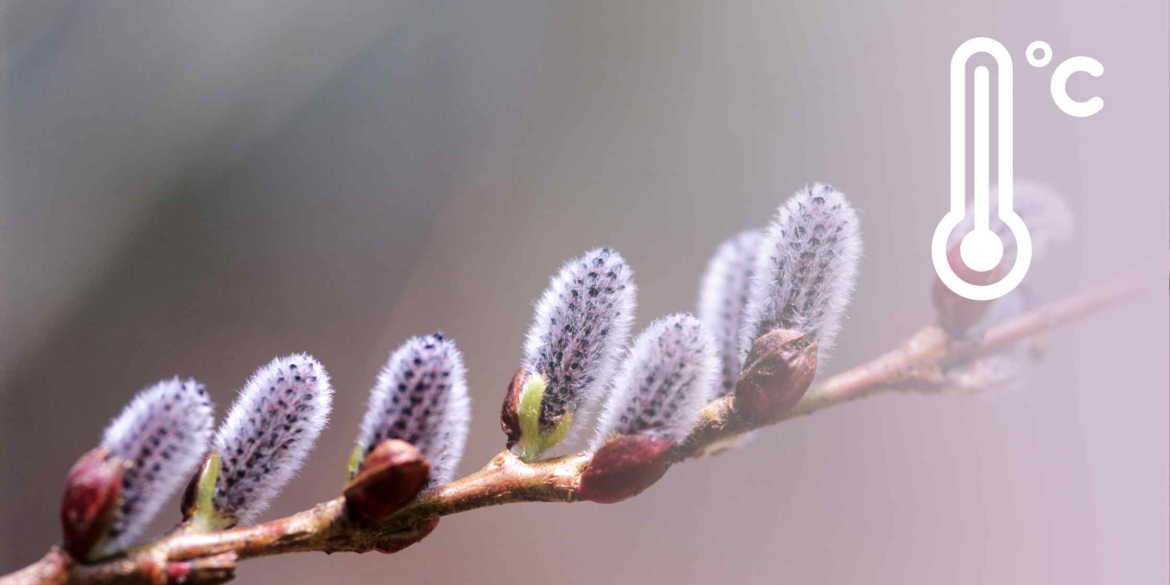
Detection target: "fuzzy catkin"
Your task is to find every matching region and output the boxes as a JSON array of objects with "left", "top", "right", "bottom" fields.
[
  {"left": 592, "top": 314, "right": 718, "bottom": 449},
  {"left": 948, "top": 180, "right": 1074, "bottom": 265},
  {"left": 942, "top": 184, "right": 1075, "bottom": 394},
  {"left": 356, "top": 333, "right": 471, "bottom": 486},
  {"left": 523, "top": 247, "right": 636, "bottom": 432},
  {"left": 741, "top": 183, "right": 862, "bottom": 362},
  {"left": 98, "top": 378, "right": 214, "bottom": 554},
  {"left": 697, "top": 230, "right": 763, "bottom": 396},
  {"left": 212, "top": 354, "right": 333, "bottom": 525}
]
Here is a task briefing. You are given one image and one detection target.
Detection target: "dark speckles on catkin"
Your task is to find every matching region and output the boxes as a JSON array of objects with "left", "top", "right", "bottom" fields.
[
  {"left": 356, "top": 333, "right": 470, "bottom": 486},
  {"left": 593, "top": 314, "right": 718, "bottom": 449},
  {"left": 742, "top": 183, "right": 861, "bottom": 363},
  {"left": 211, "top": 354, "right": 333, "bottom": 525},
  {"left": 523, "top": 248, "right": 637, "bottom": 434},
  {"left": 97, "top": 377, "right": 215, "bottom": 554}
]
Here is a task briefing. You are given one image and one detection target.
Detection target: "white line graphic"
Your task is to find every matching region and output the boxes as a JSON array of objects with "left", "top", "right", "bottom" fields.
[{"left": 932, "top": 37, "right": 1033, "bottom": 301}]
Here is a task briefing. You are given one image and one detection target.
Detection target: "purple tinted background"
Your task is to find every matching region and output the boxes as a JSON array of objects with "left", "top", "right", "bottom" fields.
[{"left": 2, "top": 1, "right": 1167, "bottom": 583}]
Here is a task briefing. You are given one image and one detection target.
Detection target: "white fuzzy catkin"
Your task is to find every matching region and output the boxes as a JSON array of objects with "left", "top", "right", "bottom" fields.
[
  {"left": 98, "top": 377, "right": 215, "bottom": 554},
  {"left": 355, "top": 333, "right": 471, "bottom": 486},
  {"left": 697, "top": 230, "right": 763, "bottom": 396},
  {"left": 212, "top": 353, "right": 333, "bottom": 525},
  {"left": 741, "top": 183, "right": 862, "bottom": 362},
  {"left": 592, "top": 314, "right": 718, "bottom": 450},
  {"left": 943, "top": 184, "right": 1075, "bottom": 394},
  {"left": 523, "top": 247, "right": 636, "bottom": 432},
  {"left": 948, "top": 180, "right": 1074, "bottom": 265}
]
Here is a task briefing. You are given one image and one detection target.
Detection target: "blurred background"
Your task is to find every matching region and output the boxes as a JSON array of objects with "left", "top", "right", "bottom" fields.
[{"left": 1, "top": 1, "right": 1166, "bottom": 583}]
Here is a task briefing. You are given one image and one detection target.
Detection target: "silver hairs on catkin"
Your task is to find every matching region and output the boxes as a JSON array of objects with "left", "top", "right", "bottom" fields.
[
  {"left": 947, "top": 180, "right": 1074, "bottom": 265},
  {"left": 212, "top": 353, "right": 333, "bottom": 525},
  {"left": 697, "top": 229, "right": 763, "bottom": 396},
  {"left": 523, "top": 247, "right": 637, "bottom": 433},
  {"left": 98, "top": 378, "right": 214, "bottom": 554},
  {"left": 592, "top": 314, "right": 718, "bottom": 450},
  {"left": 741, "top": 183, "right": 862, "bottom": 363},
  {"left": 355, "top": 333, "right": 471, "bottom": 486}
]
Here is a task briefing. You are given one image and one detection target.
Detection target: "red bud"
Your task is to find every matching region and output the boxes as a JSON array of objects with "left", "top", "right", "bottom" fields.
[
  {"left": 344, "top": 440, "right": 430, "bottom": 522},
  {"left": 579, "top": 434, "right": 674, "bottom": 504},
  {"left": 734, "top": 329, "right": 818, "bottom": 423},
  {"left": 60, "top": 448, "right": 123, "bottom": 559},
  {"left": 500, "top": 367, "right": 526, "bottom": 449},
  {"left": 933, "top": 243, "right": 1002, "bottom": 336},
  {"left": 180, "top": 453, "right": 215, "bottom": 521}
]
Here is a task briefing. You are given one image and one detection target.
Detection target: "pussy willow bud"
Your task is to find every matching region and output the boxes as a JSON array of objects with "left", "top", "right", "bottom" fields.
[
  {"left": 500, "top": 367, "right": 526, "bottom": 449},
  {"left": 180, "top": 453, "right": 216, "bottom": 523},
  {"left": 742, "top": 183, "right": 861, "bottom": 364},
  {"left": 592, "top": 314, "right": 718, "bottom": 450},
  {"left": 60, "top": 448, "right": 122, "bottom": 559},
  {"left": 507, "top": 247, "right": 637, "bottom": 461},
  {"left": 204, "top": 354, "right": 333, "bottom": 528},
  {"left": 579, "top": 434, "right": 673, "bottom": 504},
  {"left": 85, "top": 378, "right": 215, "bottom": 557},
  {"left": 937, "top": 181, "right": 1074, "bottom": 336},
  {"left": 351, "top": 333, "right": 470, "bottom": 486},
  {"left": 344, "top": 440, "right": 430, "bottom": 522},
  {"left": 946, "top": 181, "right": 1074, "bottom": 269},
  {"left": 698, "top": 230, "right": 764, "bottom": 396},
  {"left": 734, "top": 329, "right": 818, "bottom": 423}
]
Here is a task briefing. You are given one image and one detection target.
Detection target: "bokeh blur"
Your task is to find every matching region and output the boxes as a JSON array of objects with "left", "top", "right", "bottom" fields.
[{"left": 1, "top": 1, "right": 1167, "bottom": 583}]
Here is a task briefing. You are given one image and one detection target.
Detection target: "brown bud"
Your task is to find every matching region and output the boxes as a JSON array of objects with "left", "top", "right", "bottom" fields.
[
  {"left": 344, "top": 440, "right": 430, "bottom": 522},
  {"left": 374, "top": 517, "right": 440, "bottom": 554},
  {"left": 180, "top": 453, "right": 214, "bottom": 521},
  {"left": 932, "top": 243, "right": 1002, "bottom": 336},
  {"left": 579, "top": 434, "right": 674, "bottom": 504},
  {"left": 734, "top": 329, "right": 818, "bottom": 424},
  {"left": 60, "top": 448, "right": 123, "bottom": 559},
  {"left": 500, "top": 367, "right": 526, "bottom": 449}
]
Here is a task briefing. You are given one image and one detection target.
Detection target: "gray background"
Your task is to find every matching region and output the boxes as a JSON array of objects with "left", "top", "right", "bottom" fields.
[{"left": 1, "top": 1, "right": 1167, "bottom": 583}]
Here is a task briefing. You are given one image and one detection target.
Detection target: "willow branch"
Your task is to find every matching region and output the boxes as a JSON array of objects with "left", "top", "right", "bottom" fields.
[{"left": 3, "top": 268, "right": 1157, "bottom": 585}]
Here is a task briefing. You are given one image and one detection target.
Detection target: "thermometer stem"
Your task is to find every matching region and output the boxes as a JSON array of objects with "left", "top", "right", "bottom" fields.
[{"left": 973, "top": 65, "right": 991, "bottom": 232}]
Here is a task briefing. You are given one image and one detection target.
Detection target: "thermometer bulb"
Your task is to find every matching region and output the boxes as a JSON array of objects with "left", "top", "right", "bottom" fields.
[{"left": 959, "top": 228, "right": 1004, "bottom": 273}]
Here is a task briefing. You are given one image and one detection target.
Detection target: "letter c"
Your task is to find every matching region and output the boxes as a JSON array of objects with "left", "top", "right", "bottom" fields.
[{"left": 1051, "top": 56, "right": 1104, "bottom": 117}]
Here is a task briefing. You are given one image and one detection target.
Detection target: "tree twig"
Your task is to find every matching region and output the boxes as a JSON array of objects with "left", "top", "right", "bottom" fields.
[{"left": 2, "top": 268, "right": 1157, "bottom": 585}]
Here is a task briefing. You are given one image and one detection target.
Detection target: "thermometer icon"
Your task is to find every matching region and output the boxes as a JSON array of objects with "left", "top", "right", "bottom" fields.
[
  {"left": 932, "top": 37, "right": 1103, "bottom": 301},
  {"left": 933, "top": 37, "right": 1030, "bottom": 301}
]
